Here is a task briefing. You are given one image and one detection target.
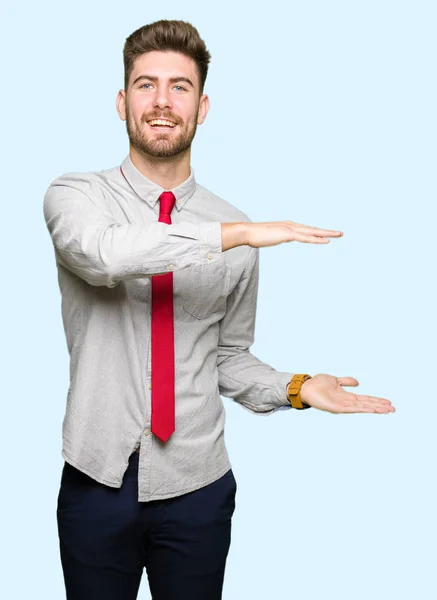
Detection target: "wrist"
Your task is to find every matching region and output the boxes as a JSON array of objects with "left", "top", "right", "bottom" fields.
[
  {"left": 221, "top": 222, "right": 250, "bottom": 251},
  {"left": 286, "top": 374, "right": 312, "bottom": 409},
  {"left": 300, "top": 377, "right": 311, "bottom": 403}
]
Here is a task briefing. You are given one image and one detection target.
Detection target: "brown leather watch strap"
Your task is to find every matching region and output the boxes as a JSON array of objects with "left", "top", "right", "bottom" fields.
[{"left": 286, "top": 374, "right": 312, "bottom": 409}]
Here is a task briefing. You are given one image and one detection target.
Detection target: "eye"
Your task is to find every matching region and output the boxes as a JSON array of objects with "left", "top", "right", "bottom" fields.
[{"left": 139, "top": 83, "right": 187, "bottom": 91}]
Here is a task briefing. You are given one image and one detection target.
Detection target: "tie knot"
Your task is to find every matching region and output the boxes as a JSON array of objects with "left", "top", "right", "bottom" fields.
[{"left": 158, "top": 191, "right": 176, "bottom": 216}]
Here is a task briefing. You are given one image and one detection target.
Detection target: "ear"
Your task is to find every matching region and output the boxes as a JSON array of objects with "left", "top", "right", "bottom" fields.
[
  {"left": 116, "top": 89, "right": 127, "bottom": 121},
  {"left": 197, "top": 94, "right": 210, "bottom": 125}
]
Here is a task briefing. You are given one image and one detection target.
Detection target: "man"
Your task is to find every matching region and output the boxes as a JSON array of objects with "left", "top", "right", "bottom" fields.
[{"left": 44, "top": 19, "right": 395, "bottom": 600}]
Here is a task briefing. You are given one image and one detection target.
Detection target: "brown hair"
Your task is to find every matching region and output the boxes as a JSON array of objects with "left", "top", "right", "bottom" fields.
[{"left": 123, "top": 20, "right": 211, "bottom": 95}]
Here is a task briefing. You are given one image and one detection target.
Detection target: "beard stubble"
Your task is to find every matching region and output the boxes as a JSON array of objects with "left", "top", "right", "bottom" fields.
[{"left": 125, "top": 105, "right": 199, "bottom": 159}]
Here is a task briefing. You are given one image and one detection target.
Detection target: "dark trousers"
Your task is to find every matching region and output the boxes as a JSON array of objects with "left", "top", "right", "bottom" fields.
[{"left": 56, "top": 451, "right": 237, "bottom": 599}]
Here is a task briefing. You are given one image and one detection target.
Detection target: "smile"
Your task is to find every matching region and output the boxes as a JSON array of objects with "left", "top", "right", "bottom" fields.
[{"left": 147, "top": 118, "right": 177, "bottom": 130}]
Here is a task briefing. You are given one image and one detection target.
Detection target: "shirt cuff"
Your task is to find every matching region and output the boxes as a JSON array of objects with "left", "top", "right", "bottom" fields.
[{"left": 198, "top": 222, "right": 223, "bottom": 263}]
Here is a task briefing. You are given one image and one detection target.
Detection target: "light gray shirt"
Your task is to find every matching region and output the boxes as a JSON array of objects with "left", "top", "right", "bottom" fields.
[{"left": 43, "top": 154, "right": 297, "bottom": 502}]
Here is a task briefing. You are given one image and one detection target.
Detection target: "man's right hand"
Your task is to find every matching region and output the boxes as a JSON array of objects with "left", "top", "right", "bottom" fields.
[{"left": 221, "top": 221, "right": 343, "bottom": 251}]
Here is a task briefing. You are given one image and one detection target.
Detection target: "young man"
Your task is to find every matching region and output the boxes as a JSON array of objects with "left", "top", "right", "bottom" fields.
[{"left": 44, "top": 19, "right": 395, "bottom": 600}]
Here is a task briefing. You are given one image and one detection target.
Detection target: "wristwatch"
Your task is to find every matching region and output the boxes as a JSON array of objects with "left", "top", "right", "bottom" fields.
[{"left": 286, "top": 374, "right": 312, "bottom": 409}]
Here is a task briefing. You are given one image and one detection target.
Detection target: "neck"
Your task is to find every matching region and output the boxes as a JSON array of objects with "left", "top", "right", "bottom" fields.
[{"left": 129, "top": 144, "right": 191, "bottom": 190}]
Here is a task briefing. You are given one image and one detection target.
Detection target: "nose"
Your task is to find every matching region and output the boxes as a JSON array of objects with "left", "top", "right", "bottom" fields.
[{"left": 153, "top": 86, "right": 172, "bottom": 110}]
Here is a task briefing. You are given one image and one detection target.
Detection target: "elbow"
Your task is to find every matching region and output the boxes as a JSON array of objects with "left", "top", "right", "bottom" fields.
[
  {"left": 233, "top": 399, "right": 277, "bottom": 415},
  {"left": 56, "top": 250, "right": 120, "bottom": 288},
  {"left": 77, "top": 263, "right": 121, "bottom": 288}
]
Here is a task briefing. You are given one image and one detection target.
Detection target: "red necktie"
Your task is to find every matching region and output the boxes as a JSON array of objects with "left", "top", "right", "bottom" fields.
[{"left": 151, "top": 191, "right": 176, "bottom": 442}]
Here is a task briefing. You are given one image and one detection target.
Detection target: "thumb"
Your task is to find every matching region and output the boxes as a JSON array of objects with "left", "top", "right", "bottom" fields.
[{"left": 336, "top": 376, "right": 359, "bottom": 387}]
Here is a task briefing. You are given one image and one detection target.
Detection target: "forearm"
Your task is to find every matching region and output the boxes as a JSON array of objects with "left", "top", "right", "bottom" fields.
[
  {"left": 218, "top": 349, "right": 294, "bottom": 413},
  {"left": 51, "top": 218, "right": 222, "bottom": 287},
  {"left": 44, "top": 181, "right": 223, "bottom": 287},
  {"left": 217, "top": 243, "right": 294, "bottom": 413}
]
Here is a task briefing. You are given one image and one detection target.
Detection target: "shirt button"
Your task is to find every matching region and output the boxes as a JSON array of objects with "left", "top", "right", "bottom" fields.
[
  {"left": 144, "top": 428, "right": 151, "bottom": 436},
  {"left": 148, "top": 383, "right": 152, "bottom": 390},
  {"left": 207, "top": 253, "right": 213, "bottom": 260},
  {"left": 168, "top": 264, "right": 175, "bottom": 271}
]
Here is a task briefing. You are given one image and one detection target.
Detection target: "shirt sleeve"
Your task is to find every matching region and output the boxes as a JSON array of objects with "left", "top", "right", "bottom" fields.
[
  {"left": 217, "top": 245, "right": 296, "bottom": 414},
  {"left": 43, "top": 175, "right": 222, "bottom": 287}
]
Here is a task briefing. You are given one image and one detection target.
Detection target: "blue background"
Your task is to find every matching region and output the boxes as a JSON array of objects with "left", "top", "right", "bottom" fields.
[{"left": 2, "top": 1, "right": 436, "bottom": 598}]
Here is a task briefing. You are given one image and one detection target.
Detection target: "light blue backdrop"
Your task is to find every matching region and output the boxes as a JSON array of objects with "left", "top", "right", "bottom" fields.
[{"left": 2, "top": 1, "right": 435, "bottom": 598}]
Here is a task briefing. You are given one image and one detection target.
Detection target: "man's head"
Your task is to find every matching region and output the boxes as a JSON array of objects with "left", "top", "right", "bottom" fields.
[{"left": 116, "top": 20, "right": 211, "bottom": 160}]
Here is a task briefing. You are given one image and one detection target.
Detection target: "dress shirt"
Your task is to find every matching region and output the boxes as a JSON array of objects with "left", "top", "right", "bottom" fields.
[{"left": 43, "top": 154, "right": 297, "bottom": 501}]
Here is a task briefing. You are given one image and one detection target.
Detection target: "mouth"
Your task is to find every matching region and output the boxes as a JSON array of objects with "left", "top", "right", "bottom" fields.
[{"left": 146, "top": 118, "right": 178, "bottom": 132}]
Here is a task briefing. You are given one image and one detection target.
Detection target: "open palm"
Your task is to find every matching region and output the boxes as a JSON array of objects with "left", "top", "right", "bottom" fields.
[{"left": 300, "top": 374, "right": 395, "bottom": 414}]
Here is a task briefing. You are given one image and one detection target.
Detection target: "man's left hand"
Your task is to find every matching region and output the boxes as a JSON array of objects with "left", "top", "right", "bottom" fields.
[{"left": 300, "top": 374, "right": 395, "bottom": 414}]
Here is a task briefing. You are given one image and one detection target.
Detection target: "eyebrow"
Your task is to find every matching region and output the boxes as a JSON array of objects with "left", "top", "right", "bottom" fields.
[{"left": 132, "top": 74, "right": 195, "bottom": 88}]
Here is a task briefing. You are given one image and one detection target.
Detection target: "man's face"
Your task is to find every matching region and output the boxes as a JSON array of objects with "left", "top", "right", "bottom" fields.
[{"left": 118, "top": 51, "right": 209, "bottom": 159}]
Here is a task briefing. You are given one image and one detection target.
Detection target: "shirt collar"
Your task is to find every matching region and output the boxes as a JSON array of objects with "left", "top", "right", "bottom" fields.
[{"left": 120, "top": 154, "right": 196, "bottom": 211}]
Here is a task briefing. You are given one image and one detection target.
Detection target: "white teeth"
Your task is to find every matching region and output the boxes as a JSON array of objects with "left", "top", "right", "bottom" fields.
[{"left": 148, "top": 119, "right": 176, "bottom": 127}]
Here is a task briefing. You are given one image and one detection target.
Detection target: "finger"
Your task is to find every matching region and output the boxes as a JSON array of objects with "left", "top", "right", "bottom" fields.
[
  {"left": 339, "top": 404, "right": 394, "bottom": 414},
  {"left": 356, "top": 394, "right": 392, "bottom": 404},
  {"left": 291, "top": 232, "right": 331, "bottom": 244},
  {"left": 359, "top": 397, "right": 395, "bottom": 412},
  {"left": 286, "top": 222, "right": 343, "bottom": 236},
  {"left": 351, "top": 401, "right": 395, "bottom": 413},
  {"left": 342, "top": 391, "right": 392, "bottom": 405}
]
